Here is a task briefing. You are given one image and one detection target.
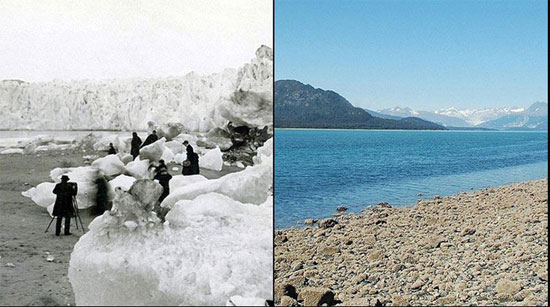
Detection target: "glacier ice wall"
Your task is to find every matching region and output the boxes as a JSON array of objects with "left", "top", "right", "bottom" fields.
[{"left": 0, "top": 46, "right": 272, "bottom": 132}]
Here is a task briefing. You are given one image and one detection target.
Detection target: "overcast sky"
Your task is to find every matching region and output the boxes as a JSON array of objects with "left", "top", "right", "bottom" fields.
[{"left": 0, "top": 0, "right": 272, "bottom": 82}]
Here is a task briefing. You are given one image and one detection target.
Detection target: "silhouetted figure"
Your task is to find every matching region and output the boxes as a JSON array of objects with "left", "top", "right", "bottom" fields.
[
  {"left": 130, "top": 132, "right": 142, "bottom": 159},
  {"left": 93, "top": 173, "right": 109, "bottom": 215},
  {"left": 156, "top": 159, "right": 168, "bottom": 173},
  {"left": 108, "top": 143, "right": 117, "bottom": 155},
  {"left": 154, "top": 169, "right": 172, "bottom": 202},
  {"left": 182, "top": 145, "right": 199, "bottom": 175},
  {"left": 52, "top": 175, "right": 77, "bottom": 236},
  {"left": 140, "top": 130, "right": 158, "bottom": 148}
]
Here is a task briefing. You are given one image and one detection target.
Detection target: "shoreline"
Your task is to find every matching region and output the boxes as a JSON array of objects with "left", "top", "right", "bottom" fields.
[
  {"left": 274, "top": 127, "right": 548, "bottom": 133},
  {"left": 274, "top": 179, "right": 548, "bottom": 306}
]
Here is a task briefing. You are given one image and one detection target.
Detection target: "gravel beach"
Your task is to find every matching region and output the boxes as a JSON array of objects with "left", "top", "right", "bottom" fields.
[{"left": 275, "top": 179, "right": 548, "bottom": 306}]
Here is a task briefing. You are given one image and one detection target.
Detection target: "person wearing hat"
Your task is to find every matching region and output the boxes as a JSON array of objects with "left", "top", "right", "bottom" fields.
[
  {"left": 52, "top": 175, "right": 78, "bottom": 236},
  {"left": 130, "top": 132, "right": 142, "bottom": 159},
  {"left": 140, "top": 130, "right": 158, "bottom": 149}
]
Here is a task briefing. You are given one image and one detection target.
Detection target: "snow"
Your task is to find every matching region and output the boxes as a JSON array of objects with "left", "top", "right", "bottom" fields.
[
  {"left": 200, "top": 146, "right": 223, "bottom": 171},
  {"left": 139, "top": 138, "right": 166, "bottom": 162},
  {"left": 91, "top": 155, "right": 125, "bottom": 177},
  {"left": 0, "top": 46, "right": 272, "bottom": 133}
]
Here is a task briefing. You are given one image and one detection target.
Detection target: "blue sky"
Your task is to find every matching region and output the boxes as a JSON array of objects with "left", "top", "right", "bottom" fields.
[{"left": 275, "top": 0, "right": 548, "bottom": 111}]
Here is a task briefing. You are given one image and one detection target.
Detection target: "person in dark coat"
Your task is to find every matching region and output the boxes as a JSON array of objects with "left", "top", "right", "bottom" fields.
[
  {"left": 156, "top": 159, "right": 167, "bottom": 173},
  {"left": 182, "top": 145, "right": 200, "bottom": 175},
  {"left": 154, "top": 168, "right": 172, "bottom": 202},
  {"left": 140, "top": 130, "right": 158, "bottom": 149},
  {"left": 52, "top": 175, "right": 77, "bottom": 236},
  {"left": 93, "top": 172, "right": 109, "bottom": 215},
  {"left": 130, "top": 132, "right": 142, "bottom": 159},
  {"left": 108, "top": 143, "right": 117, "bottom": 155}
]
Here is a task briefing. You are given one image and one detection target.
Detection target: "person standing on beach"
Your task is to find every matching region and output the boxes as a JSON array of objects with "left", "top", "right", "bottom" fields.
[
  {"left": 130, "top": 132, "right": 142, "bottom": 159},
  {"left": 140, "top": 130, "right": 158, "bottom": 148},
  {"left": 182, "top": 144, "right": 200, "bottom": 175},
  {"left": 154, "top": 168, "right": 172, "bottom": 203},
  {"left": 108, "top": 143, "right": 117, "bottom": 155},
  {"left": 52, "top": 175, "right": 77, "bottom": 236}
]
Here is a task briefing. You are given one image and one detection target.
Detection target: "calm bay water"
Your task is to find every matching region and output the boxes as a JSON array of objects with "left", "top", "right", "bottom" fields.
[{"left": 275, "top": 129, "right": 548, "bottom": 228}]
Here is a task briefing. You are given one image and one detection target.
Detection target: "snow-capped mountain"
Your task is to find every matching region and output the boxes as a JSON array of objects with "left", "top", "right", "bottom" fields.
[
  {"left": 0, "top": 46, "right": 273, "bottom": 133},
  {"left": 377, "top": 102, "right": 547, "bottom": 130},
  {"left": 477, "top": 102, "right": 547, "bottom": 131},
  {"left": 377, "top": 107, "right": 471, "bottom": 127},
  {"left": 435, "top": 107, "right": 525, "bottom": 126}
]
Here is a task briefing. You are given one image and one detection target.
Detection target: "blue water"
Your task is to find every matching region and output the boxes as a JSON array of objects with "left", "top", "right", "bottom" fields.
[{"left": 275, "top": 129, "right": 548, "bottom": 228}]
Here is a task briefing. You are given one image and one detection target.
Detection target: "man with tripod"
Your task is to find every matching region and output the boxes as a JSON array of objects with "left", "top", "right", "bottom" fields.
[{"left": 52, "top": 175, "right": 78, "bottom": 236}]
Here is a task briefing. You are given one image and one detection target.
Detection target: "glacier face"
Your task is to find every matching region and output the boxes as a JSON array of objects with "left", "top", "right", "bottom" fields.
[{"left": 0, "top": 46, "right": 272, "bottom": 132}]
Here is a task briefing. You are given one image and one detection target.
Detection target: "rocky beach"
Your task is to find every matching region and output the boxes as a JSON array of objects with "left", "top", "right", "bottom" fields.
[{"left": 274, "top": 179, "right": 548, "bottom": 306}]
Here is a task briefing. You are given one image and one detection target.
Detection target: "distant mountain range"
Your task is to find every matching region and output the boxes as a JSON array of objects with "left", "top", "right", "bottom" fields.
[
  {"left": 275, "top": 80, "right": 445, "bottom": 130},
  {"left": 376, "top": 102, "right": 547, "bottom": 131},
  {"left": 275, "top": 79, "right": 547, "bottom": 131}
]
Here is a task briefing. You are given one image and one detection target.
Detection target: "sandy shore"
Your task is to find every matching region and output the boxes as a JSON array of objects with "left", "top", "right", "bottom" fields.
[
  {"left": 0, "top": 149, "right": 240, "bottom": 306},
  {"left": 274, "top": 179, "right": 548, "bottom": 306}
]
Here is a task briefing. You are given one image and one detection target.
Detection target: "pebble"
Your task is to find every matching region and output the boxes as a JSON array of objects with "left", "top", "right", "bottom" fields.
[{"left": 275, "top": 179, "right": 548, "bottom": 306}]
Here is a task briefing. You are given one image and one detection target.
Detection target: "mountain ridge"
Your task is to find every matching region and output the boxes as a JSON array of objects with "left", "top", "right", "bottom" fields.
[{"left": 275, "top": 80, "right": 445, "bottom": 130}]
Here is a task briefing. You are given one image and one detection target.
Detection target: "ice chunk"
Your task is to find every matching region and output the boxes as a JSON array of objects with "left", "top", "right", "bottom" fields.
[
  {"left": 124, "top": 157, "right": 151, "bottom": 179},
  {"left": 0, "top": 148, "right": 23, "bottom": 154},
  {"left": 109, "top": 175, "right": 136, "bottom": 192},
  {"left": 160, "top": 147, "right": 175, "bottom": 163},
  {"left": 161, "top": 162, "right": 271, "bottom": 209},
  {"left": 200, "top": 146, "right": 223, "bottom": 171},
  {"left": 168, "top": 174, "right": 208, "bottom": 191},
  {"left": 162, "top": 138, "right": 272, "bottom": 209},
  {"left": 91, "top": 155, "right": 125, "bottom": 177},
  {"left": 51, "top": 166, "right": 99, "bottom": 209},
  {"left": 69, "top": 192, "right": 272, "bottom": 306},
  {"left": 139, "top": 138, "right": 166, "bottom": 162},
  {"left": 164, "top": 140, "right": 184, "bottom": 154},
  {"left": 117, "top": 153, "right": 134, "bottom": 164},
  {"left": 22, "top": 182, "right": 56, "bottom": 208},
  {"left": 197, "top": 136, "right": 233, "bottom": 151},
  {"left": 173, "top": 153, "right": 187, "bottom": 164},
  {"left": 253, "top": 138, "right": 272, "bottom": 166}
]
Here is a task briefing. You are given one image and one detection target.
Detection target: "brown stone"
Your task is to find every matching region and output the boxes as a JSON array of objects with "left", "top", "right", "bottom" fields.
[
  {"left": 495, "top": 279, "right": 521, "bottom": 299},
  {"left": 280, "top": 295, "right": 298, "bottom": 306},
  {"left": 297, "top": 287, "right": 335, "bottom": 307}
]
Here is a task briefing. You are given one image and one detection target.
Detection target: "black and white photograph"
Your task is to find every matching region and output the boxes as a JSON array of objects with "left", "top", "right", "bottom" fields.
[{"left": 0, "top": 0, "right": 273, "bottom": 305}]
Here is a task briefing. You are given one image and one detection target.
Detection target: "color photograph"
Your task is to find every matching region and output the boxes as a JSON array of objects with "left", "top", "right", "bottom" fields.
[{"left": 274, "top": 0, "right": 548, "bottom": 306}]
